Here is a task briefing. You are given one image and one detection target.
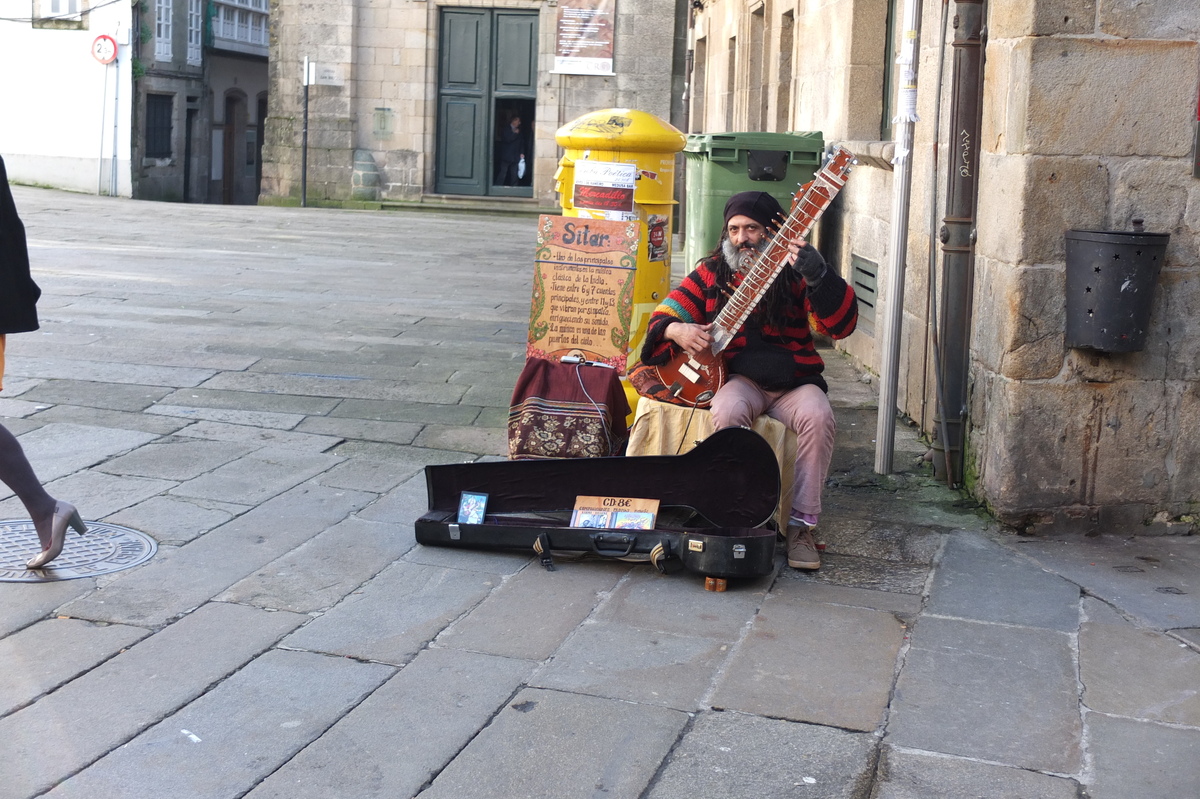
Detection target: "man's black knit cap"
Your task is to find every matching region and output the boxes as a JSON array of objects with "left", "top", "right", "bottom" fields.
[{"left": 723, "top": 190, "right": 785, "bottom": 233}]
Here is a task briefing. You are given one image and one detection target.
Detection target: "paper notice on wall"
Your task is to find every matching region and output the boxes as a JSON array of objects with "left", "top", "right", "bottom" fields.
[
  {"left": 572, "top": 160, "right": 638, "bottom": 221},
  {"left": 552, "top": 0, "right": 616, "bottom": 76}
]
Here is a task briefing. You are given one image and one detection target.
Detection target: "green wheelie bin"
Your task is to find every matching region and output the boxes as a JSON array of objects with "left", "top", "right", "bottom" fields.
[{"left": 682, "top": 131, "right": 824, "bottom": 271}]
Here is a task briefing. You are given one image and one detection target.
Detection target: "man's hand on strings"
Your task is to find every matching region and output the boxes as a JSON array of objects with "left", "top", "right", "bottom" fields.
[{"left": 665, "top": 321, "right": 714, "bottom": 357}]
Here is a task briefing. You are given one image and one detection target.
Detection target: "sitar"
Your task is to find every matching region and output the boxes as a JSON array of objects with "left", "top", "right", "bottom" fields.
[{"left": 650, "top": 147, "right": 856, "bottom": 407}]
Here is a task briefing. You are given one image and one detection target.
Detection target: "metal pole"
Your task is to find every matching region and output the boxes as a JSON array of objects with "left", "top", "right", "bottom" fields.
[
  {"left": 97, "top": 58, "right": 109, "bottom": 195},
  {"left": 874, "top": 0, "right": 923, "bottom": 474},
  {"left": 110, "top": 46, "right": 120, "bottom": 196},
  {"left": 301, "top": 56, "right": 309, "bottom": 208}
]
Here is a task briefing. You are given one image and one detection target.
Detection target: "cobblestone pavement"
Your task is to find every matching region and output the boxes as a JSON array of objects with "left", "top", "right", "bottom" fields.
[{"left": 2, "top": 186, "right": 1198, "bottom": 798}]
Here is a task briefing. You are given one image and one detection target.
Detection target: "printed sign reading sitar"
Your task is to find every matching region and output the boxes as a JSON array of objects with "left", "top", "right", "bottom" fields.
[{"left": 527, "top": 215, "right": 639, "bottom": 372}]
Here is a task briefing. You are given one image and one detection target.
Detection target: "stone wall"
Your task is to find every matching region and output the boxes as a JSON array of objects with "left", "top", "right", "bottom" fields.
[{"left": 969, "top": 1, "right": 1200, "bottom": 530}]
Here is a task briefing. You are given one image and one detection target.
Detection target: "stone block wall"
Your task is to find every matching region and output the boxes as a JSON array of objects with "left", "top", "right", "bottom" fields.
[{"left": 968, "top": 0, "right": 1200, "bottom": 531}]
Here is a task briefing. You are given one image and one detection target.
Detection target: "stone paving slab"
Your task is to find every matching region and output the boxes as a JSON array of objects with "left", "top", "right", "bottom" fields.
[
  {"left": 200, "top": 371, "right": 470, "bottom": 403},
  {"left": 0, "top": 617, "right": 150, "bottom": 717},
  {"left": 146, "top": 404, "right": 306, "bottom": 429},
  {"left": 1, "top": 470, "right": 176, "bottom": 521},
  {"left": 172, "top": 420, "right": 345, "bottom": 452},
  {"left": 418, "top": 687, "right": 688, "bottom": 799},
  {"left": 402, "top": 542, "right": 534, "bottom": 574},
  {"left": 167, "top": 447, "right": 343, "bottom": 505},
  {"left": 412, "top": 423, "right": 508, "bottom": 456},
  {"left": 1079, "top": 621, "right": 1200, "bottom": 726},
  {"left": 818, "top": 517, "right": 945, "bottom": 564},
  {"left": 0, "top": 396, "right": 46, "bottom": 418},
  {"left": 248, "top": 358, "right": 456, "bottom": 382},
  {"left": 296, "top": 410, "right": 426, "bottom": 443},
  {"left": 281, "top": 560, "right": 499, "bottom": 664},
  {"left": 216, "top": 516, "right": 413, "bottom": 613},
  {"left": 313, "top": 456, "right": 423, "bottom": 494},
  {"left": 0, "top": 602, "right": 306, "bottom": 798},
  {"left": 437, "top": 560, "right": 629, "bottom": 660},
  {"left": 155, "top": 386, "right": 342, "bottom": 416},
  {"left": 925, "top": 533, "right": 1081, "bottom": 631},
  {"left": 887, "top": 616, "right": 1082, "bottom": 773},
  {"left": 43, "top": 649, "right": 394, "bottom": 799},
  {"left": 245, "top": 647, "right": 534, "bottom": 799},
  {"left": 770, "top": 577, "right": 924, "bottom": 617},
  {"left": 872, "top": 747, "right": 1081, "bottom": 799},
  {"left": 592, "top": 567, "right": 772, "bottom": 641},
  {"left": 96, "top": 437, "right": 258, "bottom": 481},
  {"left": 531, "top": 619, "right": 733, "bottom": 710},
  {"left": 6, "top": 357, "right": 216, "bottom": 389},
  {"left": 781, "top": 552, "right": 931, "bottom": 594},
  {"left": 19, "top": 342, "right": 260, "bottom": 372},
  {"left": 57, "top": 483, "right": 374, "bottom": 626},
  {"left": 1086, "top": 712, "right": 1200, "bottom": 799},
  {"left": 18, "top": 379, "right": 175, "bottom": 412},
  {"left": 8, "top": 423, "right": 160, "bottom": 483},
  {"left": 357, "top": 471, "right": 443, "bottom": 530},
  {"left": 105, "top": 495, "right": 246, "bottom": 545},
  {"left": 710, "top": 595, "right": 905, "bottom": 731},
  {"left": 29, "top": 403, "right": 192, "bottom": 435},
  {"left": 647, "top": 711, "right": 878, "bottom": 799},
  {"left": 330, "top": 439, "right": 474, "bottom": 464},
  {"left": 0, "top": 578, "right": 97, "bottom": 638},
  {"left": 328, "top": 397, "right": 483, "bottom": 426},
  {"left": 1010, "top": 534, "right": 1200, "bottom": 630}
]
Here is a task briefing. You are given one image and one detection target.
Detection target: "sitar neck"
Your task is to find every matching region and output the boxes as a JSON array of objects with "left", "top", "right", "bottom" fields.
[{"left": 710, "top": 151, "right": 852, "bottom": 351}]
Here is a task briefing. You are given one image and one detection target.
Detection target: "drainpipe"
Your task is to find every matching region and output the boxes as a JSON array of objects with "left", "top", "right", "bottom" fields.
[{"left": 931, "top": 0, "right": 986, "bottom": 486}]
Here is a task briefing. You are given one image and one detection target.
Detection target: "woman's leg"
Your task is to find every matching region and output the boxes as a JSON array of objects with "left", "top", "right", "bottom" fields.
[{"left": 0, "top": 423, "right": 57, "bottom": 548}]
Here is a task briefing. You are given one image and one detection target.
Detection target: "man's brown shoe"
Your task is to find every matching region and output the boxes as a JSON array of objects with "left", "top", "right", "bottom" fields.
[{"left": 785, "top": 523, "right": 820, "bottom": 570}]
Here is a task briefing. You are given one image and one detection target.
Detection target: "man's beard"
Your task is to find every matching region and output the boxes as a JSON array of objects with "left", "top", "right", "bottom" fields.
[{"left": 722, "top": 237, "right": 768, "bottom": 273}]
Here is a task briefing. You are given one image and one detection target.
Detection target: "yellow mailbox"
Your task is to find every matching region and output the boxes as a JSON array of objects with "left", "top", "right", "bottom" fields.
[{"left": 553, "top": 109, "right": 686, "bottom": 420}]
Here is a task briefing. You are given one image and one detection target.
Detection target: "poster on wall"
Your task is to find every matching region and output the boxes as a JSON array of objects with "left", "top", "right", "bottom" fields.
[
  {"left": 528, "top": 215, "right": 639, "bottom": 372},
  {"left": 572, "top": 160, "right": 638, "bottom": 221},
  {"left": 552, "top": 0, "right": 616, "bottom": 76}
]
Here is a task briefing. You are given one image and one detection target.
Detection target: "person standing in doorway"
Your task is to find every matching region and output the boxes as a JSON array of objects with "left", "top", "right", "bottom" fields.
[
  {"left": 0, "top": 155, "right": 88, "bottom": 570},
  {"left": 495, "top": 114, "right": 527, "bottom": 187}
]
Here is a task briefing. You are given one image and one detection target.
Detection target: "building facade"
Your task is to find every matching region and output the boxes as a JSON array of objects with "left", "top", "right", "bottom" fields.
[
  {"left": 690, "top": 0, "right": 1200, "bottom": 532},
  {"left": 261, "top": 0, "right": 688, "bottom": 207},
  {"left": 0, "top": 0, "right": 267, "bottom": 204}
]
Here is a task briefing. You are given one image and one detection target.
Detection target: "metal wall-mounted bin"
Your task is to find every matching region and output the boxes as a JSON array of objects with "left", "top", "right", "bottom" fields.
[{"left": 1064, "top": 225, "right": 1169, "bottom": 353}]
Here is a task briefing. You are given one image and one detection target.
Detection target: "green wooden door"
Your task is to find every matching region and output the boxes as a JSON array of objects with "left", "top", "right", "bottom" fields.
[{"left": 436, "top": 8, "right": 537, "bottom": 196}]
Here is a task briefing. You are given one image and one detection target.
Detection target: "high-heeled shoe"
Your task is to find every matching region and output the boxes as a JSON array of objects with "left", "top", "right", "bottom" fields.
[{"left": 26, "top": 501, "right": 88, "bottom": 570}]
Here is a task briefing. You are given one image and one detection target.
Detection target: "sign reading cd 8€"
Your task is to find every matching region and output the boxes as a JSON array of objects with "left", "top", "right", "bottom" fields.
[{"left": 92, "top": 35, "right": 118, "bottom": 64}]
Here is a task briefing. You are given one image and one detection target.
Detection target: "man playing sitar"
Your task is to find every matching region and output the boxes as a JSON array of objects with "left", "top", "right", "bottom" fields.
[{"left": 636, "top": 189, "right": 859, "bottom": 570}]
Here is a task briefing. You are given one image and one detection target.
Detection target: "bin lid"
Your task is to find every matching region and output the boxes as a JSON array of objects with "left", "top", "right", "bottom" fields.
[
  {"left": 684, "top": 131, "right": 824, "bottom": 154},
  {"left": 1066, "top": 229, "right": 1170, "bottom": 245},
  {"left": 556, "top": 109, "right": 686, "bottom": 153}
]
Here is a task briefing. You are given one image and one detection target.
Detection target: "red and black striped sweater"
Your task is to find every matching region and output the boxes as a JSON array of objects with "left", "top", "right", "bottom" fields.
[{"left": 639, "top": 257, "right": 859, "bottom": 393}]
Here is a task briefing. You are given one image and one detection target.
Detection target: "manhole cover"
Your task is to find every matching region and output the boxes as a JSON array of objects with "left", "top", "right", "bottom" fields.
[{"left": 0, "top": 519, "right": 157, "bottom": 582}]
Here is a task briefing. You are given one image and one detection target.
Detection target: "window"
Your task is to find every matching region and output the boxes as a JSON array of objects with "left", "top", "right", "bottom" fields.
[
  {"left": 187, "top": 0, "right": 202, "bottom": 64},
  {"left": 33, "top": 0, "right": 86, "bottom": 28},
  {"left": 155, "top": 0, "right": 172, "bottom": 61},
  {"left": 213, "top": 0, "right": 269, "bottom": 48},
  {"left": 777, "top": 11, "right": 794, "bottom": 132},
  {"left": 145, "top": 94, "right": 173, "bottom": 158}
]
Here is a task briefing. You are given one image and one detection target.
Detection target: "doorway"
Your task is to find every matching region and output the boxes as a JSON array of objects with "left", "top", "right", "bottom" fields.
[{"left": 435, "top": 8, "right": 537, "bottom": 197}]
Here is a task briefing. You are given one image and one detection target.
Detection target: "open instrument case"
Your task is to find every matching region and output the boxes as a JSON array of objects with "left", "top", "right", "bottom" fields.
[{"left": 415, "top": 427, "right": 780, "bottom": 581}]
